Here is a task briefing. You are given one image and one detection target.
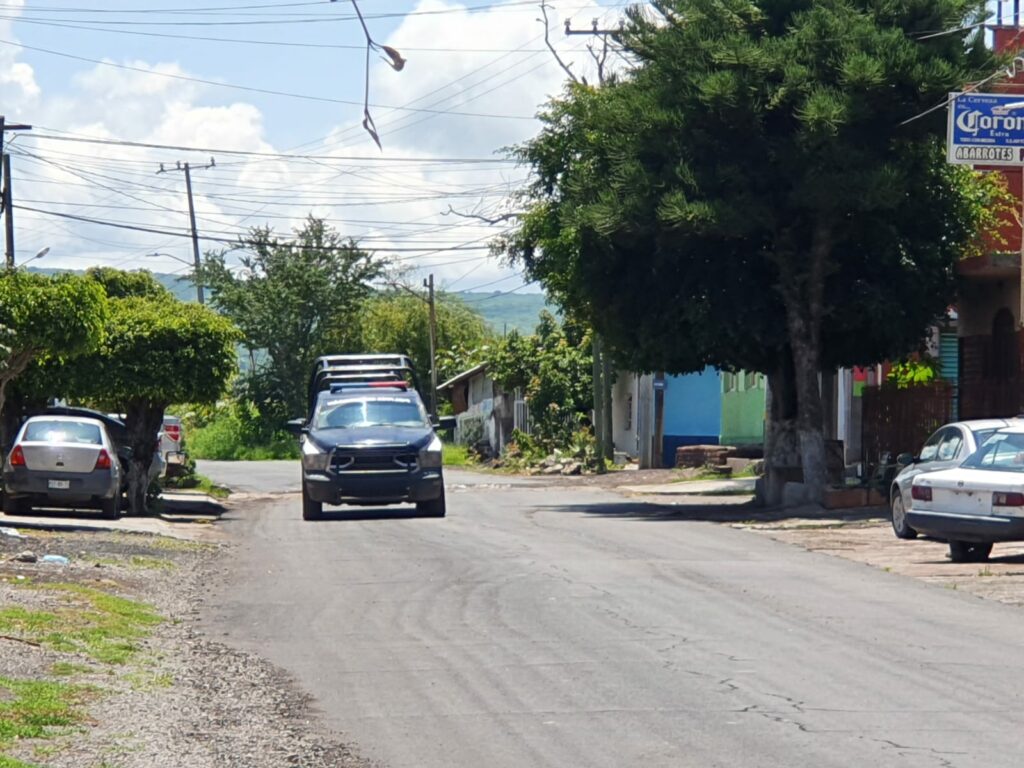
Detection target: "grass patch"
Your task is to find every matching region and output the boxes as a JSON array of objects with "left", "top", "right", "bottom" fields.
[
  {"left": 90, "top": 556, "right": 175, "bottom": 572},
  {"left": 0, "top": 583, "right": 162, "bottom": 665},
  {"left": 0, "top": 677, "right": 87, "bottom": 749},
  {"left": 442, "top": 443, "right": 473, "bottom": 467},
  {"left": 48, "top": 663, "right": 90, "bottom": 678},
  {"left": 107, "top": 532, "right": 212, "bottom": 553},
  {"left": 0, "top": 755, "right": 44, "bottom": 768},
  {"left": 162, "top": 473, "right": 230, "bottom": 500}
]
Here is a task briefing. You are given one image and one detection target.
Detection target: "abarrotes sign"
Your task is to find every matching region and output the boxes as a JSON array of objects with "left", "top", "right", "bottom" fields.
[{"left": 948, "top": 92, "right": 1024, "bottom": 165}]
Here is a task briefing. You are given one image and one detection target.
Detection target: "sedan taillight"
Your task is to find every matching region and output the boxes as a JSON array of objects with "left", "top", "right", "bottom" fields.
[
  {"left": 9, "top": 445, "right": 24, "bottom": 467},
  {"left": 911, "top": 485, "right": 932, "bottom": 502},
  {"left": 95, "top": 449, "right": 112, "bottom": 470},
  {"left": 994, "top": 491, "right": 1024, "bottom": 507}
]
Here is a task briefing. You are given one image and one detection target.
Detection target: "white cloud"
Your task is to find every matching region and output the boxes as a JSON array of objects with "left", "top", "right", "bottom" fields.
[{"left": 0, "top": 0, "right": 633, "bottom": 292}]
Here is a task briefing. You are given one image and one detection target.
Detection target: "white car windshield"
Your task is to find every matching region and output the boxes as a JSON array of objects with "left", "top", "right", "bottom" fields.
[
  {"left": 962, "top": 432, "right": 1024, "bottom": 472},
  {"left": 24, "top": 420, "right": 102, "bottom": 445},
  {"left": 314, "top": 397, "right": 429, "bottom": 430}
]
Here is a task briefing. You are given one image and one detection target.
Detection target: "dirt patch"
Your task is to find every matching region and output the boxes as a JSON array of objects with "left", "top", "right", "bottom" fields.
[
  {"left": 0, "top": 527, "right": 372, "bottom": 768},
  {"left": 740, "top": 515, "right": 1024, "bottom": 607}
]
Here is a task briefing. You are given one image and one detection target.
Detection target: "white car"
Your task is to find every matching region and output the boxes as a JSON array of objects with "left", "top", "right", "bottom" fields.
[
  {"left": 908, "top": 427, "right": 1024, "bottom": 562},
  {"left": 889, "top": 418, "right": 1019, "bottom": 540}
]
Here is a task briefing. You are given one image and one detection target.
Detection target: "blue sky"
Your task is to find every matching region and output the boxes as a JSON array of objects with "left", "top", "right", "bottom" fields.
[{"left": 0, "top": 0, "right": 625, "bottom": 292}]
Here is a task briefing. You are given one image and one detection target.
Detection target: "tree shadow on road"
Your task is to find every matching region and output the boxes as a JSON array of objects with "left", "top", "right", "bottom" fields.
[{"left": 535, "top": 497, "right": 884, "bottom": 525}]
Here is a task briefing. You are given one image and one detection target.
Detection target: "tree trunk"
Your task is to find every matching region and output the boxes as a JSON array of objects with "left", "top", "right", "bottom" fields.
[
  {"left": 777, "top": 221, "right": 832, "bottom": 505},
  {"left": 789, "top": 331, "right": 828, "bottom": 503},
  {"left": 762, "top": 353, "right": 800, "bottom": 506},
  {"left": 123, "top": 399, "right": 165, "bottom": 516}
]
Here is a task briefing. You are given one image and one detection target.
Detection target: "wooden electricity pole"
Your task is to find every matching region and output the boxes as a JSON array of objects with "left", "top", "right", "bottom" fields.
[
  {"left": 157, "top": 158, "right": 215, "bottom": 303},
  {"left": 0, "top": 116, "right": 32, "bottom": 269}
]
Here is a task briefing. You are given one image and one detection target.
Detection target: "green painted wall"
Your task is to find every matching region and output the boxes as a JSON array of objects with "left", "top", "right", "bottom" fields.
[{"left": 720, "top": 370, "right": 766, "bottom": 446}]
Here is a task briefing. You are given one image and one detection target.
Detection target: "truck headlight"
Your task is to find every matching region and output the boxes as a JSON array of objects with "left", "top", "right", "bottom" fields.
[
  {"left": 419, "top": 435, "right": 443, "bottom": 469},
  {"left": 301, "top": 439, "right": 331, "bottom": 472}
]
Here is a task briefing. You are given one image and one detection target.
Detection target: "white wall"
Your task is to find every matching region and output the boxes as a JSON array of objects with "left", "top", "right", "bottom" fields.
[{"left": 611, "top": 371, "right": 637, "bottom": 457}]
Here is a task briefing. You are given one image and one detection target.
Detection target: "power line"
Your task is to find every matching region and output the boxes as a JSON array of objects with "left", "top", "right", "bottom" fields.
[
  {"left": 0, "top": 14, "right": 550, "bottom": 52},
  {"left": 0, "top": 39, "right": 536, "bottom": 119},
  {"left": 25, "top": 129, "right": 518, "bottom": 162}
]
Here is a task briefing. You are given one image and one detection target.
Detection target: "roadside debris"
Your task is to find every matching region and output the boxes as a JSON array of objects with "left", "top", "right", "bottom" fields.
[
  {"left": 12, "top": 550, "right": 36, "bottom": 563},
  {"left": 40, "top": 554, "right": 70, "bottom": 565},
  {"left": 0, "top": 527, "right": 22, "bottom": 538}
]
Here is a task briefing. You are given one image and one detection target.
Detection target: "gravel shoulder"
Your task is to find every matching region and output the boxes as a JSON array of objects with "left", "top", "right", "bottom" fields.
[{"left": 0, "top": 526, "right": 371, "bottom": 768}]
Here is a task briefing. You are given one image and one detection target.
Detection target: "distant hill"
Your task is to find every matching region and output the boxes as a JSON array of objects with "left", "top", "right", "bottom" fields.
[
  {"left": 452, "top": 291, "right": 552, "bottom": 335},
  {"left": 27, "top": 267, "right": 551, "bottom": 335}
]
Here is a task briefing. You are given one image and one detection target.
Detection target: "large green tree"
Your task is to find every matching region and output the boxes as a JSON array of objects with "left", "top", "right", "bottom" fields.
[
  {"left": 489, "top": 311, "right": 593, "bottom": 445},
  {"left": 0, "top": 271, "right": 108, "bottom": 439},
  {"left": 501, "top": 0, "right": 1002, "bottom": 502},
  {"left": 198, "top": 217, "right": 385, "bottom": 422},
  {"left": 66, "top": 296, "right": 239, "bottom": 515},
  {"left": 359, "top": 291, "right": 494, "bottom": 385}
]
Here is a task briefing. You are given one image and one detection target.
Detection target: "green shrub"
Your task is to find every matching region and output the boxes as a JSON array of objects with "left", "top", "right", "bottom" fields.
[{"left": 187, "top": 403, "right": 299, "bottom": 461}]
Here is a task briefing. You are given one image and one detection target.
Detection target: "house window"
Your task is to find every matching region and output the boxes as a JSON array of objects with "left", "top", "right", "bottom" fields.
[
  {"left": 722, "top": 372, "right": 735, "bottom": 392},
  {"left": 625, "top": 394, "right": 633, "bottom": 431},
  {"left": 744, "top": 371, "right": 756, "bottom": 391}
]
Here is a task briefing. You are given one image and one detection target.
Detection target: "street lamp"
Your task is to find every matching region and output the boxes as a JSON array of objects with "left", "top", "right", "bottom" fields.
[
  {"left": 19, "top": 246, "right": 49, "bottom": 270},
  {"left": 146, "top": 252, "right": 203, "bottom": 304}
]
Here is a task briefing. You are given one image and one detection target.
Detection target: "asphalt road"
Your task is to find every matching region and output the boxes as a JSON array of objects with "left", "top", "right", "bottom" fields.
[
  {"left": 206, "top": 467, "right": 1024, "bottom": 768},
  {"left": 197, "top": 459, "right": 302, "bottom": 494}
]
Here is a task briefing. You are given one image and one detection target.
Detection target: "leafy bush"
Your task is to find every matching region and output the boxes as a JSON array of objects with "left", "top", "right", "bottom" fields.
[{"left": 186, "top": 402, "right": 299, "bottom": 461}]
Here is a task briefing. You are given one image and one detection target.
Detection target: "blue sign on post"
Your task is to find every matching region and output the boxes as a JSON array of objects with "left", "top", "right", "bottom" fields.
[{"left": 948, "top": 92, "right": 1024, "bottom": 166}]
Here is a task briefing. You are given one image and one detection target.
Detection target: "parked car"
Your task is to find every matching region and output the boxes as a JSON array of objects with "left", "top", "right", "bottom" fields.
[
  {"left": 889, "top": 418, "right": 1019, "bottom": 540},
  {"left": 33, "top": 407, "right": 164, "bottom": 489},
  {"left": 3, "top": 415, "right": 123, "bottom": 519},
  {"left": 908, "top": 427, "right": 1024, "bottom": 562},
  {"left": 287, "top": 382, "right": 445, "bottom": 521},
  {"left": 160, "top": 415, "right": 187, "bottom": 477}
]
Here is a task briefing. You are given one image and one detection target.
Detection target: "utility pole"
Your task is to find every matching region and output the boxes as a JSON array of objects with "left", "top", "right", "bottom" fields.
[
  {"left": 157, "top": 158, "right": 215, "bottom": 303},
  {"left": 426, "top": 274, "right": 438, "bottom": 422},
  {"left": 0, "top": 116, "right": 32, "bottom": 269},
  {"left": 388, "top": 275, "right": 439, "bottom": 421}
]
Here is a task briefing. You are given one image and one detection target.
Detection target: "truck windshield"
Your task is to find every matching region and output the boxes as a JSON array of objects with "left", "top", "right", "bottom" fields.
[{"left": 314, "top": 397, "right": 429, "bottom": 430}]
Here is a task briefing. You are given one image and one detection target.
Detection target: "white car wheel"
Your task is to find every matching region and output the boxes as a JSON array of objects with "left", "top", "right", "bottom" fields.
[{"left": 891, "top": 491, "right": 917, "bottom": 540}]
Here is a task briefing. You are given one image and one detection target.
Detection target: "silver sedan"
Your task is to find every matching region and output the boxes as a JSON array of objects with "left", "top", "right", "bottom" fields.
[
  {"left": 2, "top": 416, "right": 123, "bottom": 519},
  {"left": 890, "top": 418, "right": 1018, "bottom": 539}
]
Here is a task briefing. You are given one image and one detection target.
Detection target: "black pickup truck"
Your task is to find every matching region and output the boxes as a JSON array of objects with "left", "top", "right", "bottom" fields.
[{"left": 287, "top": 368, "right": 445, "bottom": 521}]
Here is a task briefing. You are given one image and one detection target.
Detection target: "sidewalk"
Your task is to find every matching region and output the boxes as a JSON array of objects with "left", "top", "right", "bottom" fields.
[
  {"left": 0, "top": 491, "right": 225, "bottom": 541},
  {"left": 617, "top": 477, "right": 757, "bottom": 496}
]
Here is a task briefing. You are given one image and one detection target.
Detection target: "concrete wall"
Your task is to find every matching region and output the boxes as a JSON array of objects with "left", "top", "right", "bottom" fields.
[
  {"left": 958, "top": 278, "right": 1020, "bottom": 337},
  {"left": 720, "top": 371, "right": 765, "bottom": 446},
  {"left": 662, "top": 368, "right": 721, "bottom": 466},
  {"left": 611, "top": 371, "right": 639, "bottom": 458}
]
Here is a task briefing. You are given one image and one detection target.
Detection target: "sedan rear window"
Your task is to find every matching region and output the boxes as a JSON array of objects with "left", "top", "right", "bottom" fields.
[
  {"left": 962, "top": 432, "right": 1024, "bottom": 472},
  {"left": 24, "top": 420, "right": 102, "bottom": 445}
]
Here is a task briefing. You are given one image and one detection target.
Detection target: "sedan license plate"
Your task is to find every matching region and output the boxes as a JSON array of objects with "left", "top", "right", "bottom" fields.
[{"left": 47, "top": 479, "right": 70, "bottom": 490}]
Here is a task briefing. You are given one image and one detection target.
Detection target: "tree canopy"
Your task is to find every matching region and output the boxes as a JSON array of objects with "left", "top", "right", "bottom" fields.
[
  {"left": 85, "top": 267, "right": 172, "bottom": 301},
  {"left": 359, "top": 291, "right": 494, "bottom": 384},
  {"left": 65, "top": 293, "right": 240, "bottom": 514},
  {"left": 0, "top": 271, "right": 108, "bottom": 422},
  {"left": 198, "top": 217, "right": 385, "bottom": 422},
  {"left": 500, "top": 0, "right": 1003, "bottom": 500}
]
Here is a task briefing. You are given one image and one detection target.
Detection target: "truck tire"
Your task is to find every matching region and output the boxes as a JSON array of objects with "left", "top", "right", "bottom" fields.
[{"left": 302, "top": 484, "right": 323, "bottom": 521}]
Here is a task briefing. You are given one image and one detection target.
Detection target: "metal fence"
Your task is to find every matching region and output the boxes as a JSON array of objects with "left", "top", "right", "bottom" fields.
[{"left": 861, "top": 381, "right": 955, "bottom": 467}]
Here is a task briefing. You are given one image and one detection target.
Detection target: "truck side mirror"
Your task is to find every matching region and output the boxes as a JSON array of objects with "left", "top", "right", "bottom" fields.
[{"left": 285, "top": 418, "right": 307, "bottom": 436}]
